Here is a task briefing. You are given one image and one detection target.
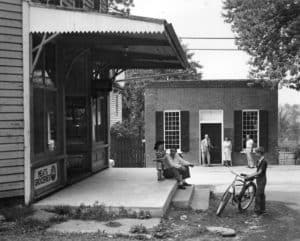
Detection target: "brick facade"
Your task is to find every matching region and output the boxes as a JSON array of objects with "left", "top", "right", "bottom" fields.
[{"left": 145, "top": 80, "right": 278, "bottom": 166}]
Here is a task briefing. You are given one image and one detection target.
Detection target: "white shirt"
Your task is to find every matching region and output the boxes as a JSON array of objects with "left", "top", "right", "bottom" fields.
[{"left": 246, "top": 139, "right": 254, "bottom": 149}]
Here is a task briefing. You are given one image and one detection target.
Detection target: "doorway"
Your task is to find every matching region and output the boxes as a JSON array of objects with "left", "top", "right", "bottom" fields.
[
  {"left": 65, "top": 96, "right": 91, "bottom": 183},
  {"left": 200, "top": 123, "right": 222, "bottom": 164}
]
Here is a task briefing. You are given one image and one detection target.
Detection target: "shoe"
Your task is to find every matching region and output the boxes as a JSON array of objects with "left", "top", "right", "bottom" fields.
[
  {"left": 178, "top": 184, "right": 186, "bottom": 189},
  {"left": 183, "top": 182, "right": 192, "bottom": 186}
]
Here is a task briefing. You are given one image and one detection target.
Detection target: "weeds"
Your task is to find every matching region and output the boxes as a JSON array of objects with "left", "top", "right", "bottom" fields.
[
  {"left": 47, "top": 202, "right": 152, "bottom": 222},
  {"left": 130, "top": 224, "right": 148, "bottom": 234}
]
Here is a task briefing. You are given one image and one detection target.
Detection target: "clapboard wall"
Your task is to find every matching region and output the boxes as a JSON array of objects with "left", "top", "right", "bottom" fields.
[{"left": 0, "top": 0, "right": 24, "bottom": 198}]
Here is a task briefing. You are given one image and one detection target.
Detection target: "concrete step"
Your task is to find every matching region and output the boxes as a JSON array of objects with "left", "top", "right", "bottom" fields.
[
  {"left": 190, "top": 185, "right": 211, "bottom": 211},
  {"left": 171, "top": 185, "right": 195, "bottom": 208}
]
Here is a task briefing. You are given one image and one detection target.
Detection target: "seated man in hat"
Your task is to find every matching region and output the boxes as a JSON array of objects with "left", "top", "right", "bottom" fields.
[{"left": 163, "top": 148, "right": 194, "bottom": 189}]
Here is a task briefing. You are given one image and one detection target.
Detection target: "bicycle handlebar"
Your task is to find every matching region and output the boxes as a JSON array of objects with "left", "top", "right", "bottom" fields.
[{"left": 227, "top": 167, "right": 245, "bottom": 179}]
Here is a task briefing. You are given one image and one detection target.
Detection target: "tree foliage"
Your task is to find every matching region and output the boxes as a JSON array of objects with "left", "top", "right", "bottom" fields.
[
  {"left": 278, "top": 104, "right": 300, "bottom": 147},
  {"left": 223, "top": 0, "right": 300, "bottom": 89},
  {"left": 108, "top": 0, "right": 134, "bottom": 14}
]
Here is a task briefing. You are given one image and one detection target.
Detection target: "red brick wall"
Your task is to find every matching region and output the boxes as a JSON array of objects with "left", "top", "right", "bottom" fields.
[{"left": 145, "top": 83, "right": 278, "bottom": 166}]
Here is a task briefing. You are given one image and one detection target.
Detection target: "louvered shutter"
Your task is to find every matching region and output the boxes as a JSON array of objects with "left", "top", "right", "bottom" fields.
[
  {"left": 180, "top": 111, "right": 190, "bottom": 152},
  {"left": 259, "top": 110, "right": 268, "bottom": 152},
  {"left": 234, "top": 110, "right": 243, "bottom": 152},
  {"left": 155, "top": 111, "right": 164, "bottom": 142}
]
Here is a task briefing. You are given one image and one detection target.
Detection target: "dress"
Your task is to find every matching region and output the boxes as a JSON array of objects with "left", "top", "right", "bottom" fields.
[
  {"left": 223, "top": 140, "right": 232, "bottom": 163},
  {"left": 245, "top": 139, "right": 254, "bottom": 168}
]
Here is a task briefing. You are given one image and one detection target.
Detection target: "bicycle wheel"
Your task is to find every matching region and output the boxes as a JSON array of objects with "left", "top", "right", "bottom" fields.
[
  {"left": 238, "top": 182, "right": 256, "bottom": 212},
  {"left": 216, "top": 189, "right": 232, "bottom": 216}
]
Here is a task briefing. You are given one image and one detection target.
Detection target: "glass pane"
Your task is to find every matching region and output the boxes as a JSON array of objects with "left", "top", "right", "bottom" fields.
[
  {"left": 34, "top": 88, "right": 45, "bottom": 154},
  {"left": 66, "top": 97, "right": 87, "bottom": 144},
  {"left": 46, "top": 90, "right": 57, "bottom": 151},
  {"left": 95, "top": 92, "right": 108, "bottom": 143}
]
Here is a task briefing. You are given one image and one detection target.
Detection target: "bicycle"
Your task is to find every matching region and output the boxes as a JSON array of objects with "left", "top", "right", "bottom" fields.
[{"left": 216, "top": 169, "right": 256, "bottom": 216}]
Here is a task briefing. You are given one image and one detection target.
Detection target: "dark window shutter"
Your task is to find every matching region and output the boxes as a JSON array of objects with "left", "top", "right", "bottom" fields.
[
  {"left": 259, "top": 110, "right": 268, "bottom": 152},
  {"left": 181, "top": 111, "right": 190, "bottom": 152},
  {"left": 234, "top": 110, "right": 243, "bottom": 152},
  {"left": 155, "top": 111, "right": 164, "bottom": 143}
]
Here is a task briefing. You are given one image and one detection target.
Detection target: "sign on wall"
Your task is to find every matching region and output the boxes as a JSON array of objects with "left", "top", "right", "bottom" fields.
[{"left": 34, "top": 163, "right": 58, "bottom": 190}]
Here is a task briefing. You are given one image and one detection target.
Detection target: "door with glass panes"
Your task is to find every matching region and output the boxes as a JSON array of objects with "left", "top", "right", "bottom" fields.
[{"left": 91, "top": 91, "right": 109, "bottom": 172}]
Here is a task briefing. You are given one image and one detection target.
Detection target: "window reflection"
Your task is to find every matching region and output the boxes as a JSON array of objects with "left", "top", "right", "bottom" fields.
[
  {"left": 92, "top": 92, "right": 107, "bottom": 144},
  {"left": 32, "top": 44, "right": 57, "bottom": 154},
  {"left": 66, "top": 97, "right": 87, "bottom": 144}
]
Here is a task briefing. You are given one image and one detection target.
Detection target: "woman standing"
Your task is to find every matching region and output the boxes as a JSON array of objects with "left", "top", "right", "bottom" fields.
[{"left": 223, "top": 137, "right": 232, "bottom": 166}]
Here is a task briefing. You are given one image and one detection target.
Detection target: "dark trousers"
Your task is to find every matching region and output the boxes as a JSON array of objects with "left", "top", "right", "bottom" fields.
[
  {"left": 255, "top": 179, "right": 266, "bottom": 213},
  {"left": 163, "top": 166, "right": 190, "bottom": 182}
]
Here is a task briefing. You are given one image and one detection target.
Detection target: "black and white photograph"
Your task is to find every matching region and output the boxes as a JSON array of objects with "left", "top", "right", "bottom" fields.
[{"left": 0, "top": 0, "right": 300, "bottom": 240}]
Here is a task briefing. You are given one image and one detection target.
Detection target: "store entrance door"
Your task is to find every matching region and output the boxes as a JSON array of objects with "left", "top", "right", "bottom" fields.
[{"left": 65, "top": 96, "right": 91, "bottom": 183}]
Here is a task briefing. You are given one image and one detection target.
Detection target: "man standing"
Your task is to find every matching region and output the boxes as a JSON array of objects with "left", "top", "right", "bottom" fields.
[
  {"left": 245, "top": 134, "right": 255, "bottom": 168},
  {"left": 201, "top": 134, "right": 212, "bottom": 166}
]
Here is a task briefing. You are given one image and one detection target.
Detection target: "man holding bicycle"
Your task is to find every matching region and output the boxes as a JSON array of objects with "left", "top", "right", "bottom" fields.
[{"left": 245, "top": 147, "right": 268, "bottom": 215}]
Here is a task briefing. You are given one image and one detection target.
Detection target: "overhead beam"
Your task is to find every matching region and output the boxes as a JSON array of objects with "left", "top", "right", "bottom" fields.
[{"left": 92, "top": 49, "right": 177, "bottom": 62}]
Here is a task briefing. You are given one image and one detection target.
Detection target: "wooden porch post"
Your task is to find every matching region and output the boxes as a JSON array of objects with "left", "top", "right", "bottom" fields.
[{"left": 23, "top": 1, "right": 32, "bottom": 205}]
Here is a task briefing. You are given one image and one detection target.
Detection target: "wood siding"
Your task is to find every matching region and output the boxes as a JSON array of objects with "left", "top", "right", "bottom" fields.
[
  {"left": 110, "top": 92, "right": 122, "bottom": 126},
  {"left": 0, "top": 0, "right": 24, "bottom": 198}
]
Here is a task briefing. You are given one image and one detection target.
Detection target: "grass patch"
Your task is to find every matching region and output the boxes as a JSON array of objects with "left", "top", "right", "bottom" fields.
[
  {"left": 0, "top": 206, "right": 34, "bottom": 222},
  {"left": 130, "top": 224, "right": 148, "bottom": 234},
  {"left": 46, "top": 202, "right": 152, "bottom": 222}
]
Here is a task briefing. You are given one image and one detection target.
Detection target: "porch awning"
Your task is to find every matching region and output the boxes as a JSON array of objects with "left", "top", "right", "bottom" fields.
[{"left": 28, "top": 4, "right": 189, "bottom": 69}]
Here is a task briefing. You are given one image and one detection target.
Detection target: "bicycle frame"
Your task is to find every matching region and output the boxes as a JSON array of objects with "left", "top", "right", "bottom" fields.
[{"left": 227, "top": 169, "right": 248, "bottom": 205}]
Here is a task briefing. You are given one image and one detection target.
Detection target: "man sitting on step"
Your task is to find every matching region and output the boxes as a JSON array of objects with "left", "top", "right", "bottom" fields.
[{"left": 163, "top": 148, "right": 194, "bottom": 189}]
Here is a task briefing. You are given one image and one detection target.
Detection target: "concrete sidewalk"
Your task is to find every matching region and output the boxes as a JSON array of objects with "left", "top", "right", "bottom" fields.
[{"left": 35, "top": 168, "right": 177, "bottom": 217}]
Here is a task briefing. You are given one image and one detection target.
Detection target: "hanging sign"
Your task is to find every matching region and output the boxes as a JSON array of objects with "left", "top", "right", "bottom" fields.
[{"left": 34, "top": 163, "right": 58, "bottom": 190}]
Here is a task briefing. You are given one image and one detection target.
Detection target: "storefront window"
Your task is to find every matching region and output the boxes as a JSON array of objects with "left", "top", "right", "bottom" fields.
[{"left": 32, "top": 44, "right": 58, "bottom": 154}]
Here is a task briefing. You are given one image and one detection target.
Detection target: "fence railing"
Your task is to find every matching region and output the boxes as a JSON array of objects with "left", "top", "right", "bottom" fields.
[
  {"left": 110, "top": 136, "right": 145, "bottom": 168},
  {"left": 30, "top": 0, "right": 108, "bottom": 13}
]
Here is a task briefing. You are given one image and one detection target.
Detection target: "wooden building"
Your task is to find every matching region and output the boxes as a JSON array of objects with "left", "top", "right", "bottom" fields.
[{"left": 0, "top": 0, "right": 188, "bottom": 203}]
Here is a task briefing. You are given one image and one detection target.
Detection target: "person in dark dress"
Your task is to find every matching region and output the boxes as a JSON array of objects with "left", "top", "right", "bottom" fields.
[{"left": 245, "top": 146, "right": 268, "bottom": 215}]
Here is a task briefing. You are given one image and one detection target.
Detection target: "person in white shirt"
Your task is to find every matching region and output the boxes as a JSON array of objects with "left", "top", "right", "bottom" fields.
[
  {"left": 245, "top": 134, "right": 255, "bottom": 168},
  {"left": 163, "top": 148, "right": 194, "bottom": 189},
  {"left": 201, "top": 134, "right": 213, "bottom": 166},
  {"left": 223, "top": 137, "right": 232, "bottom": 166}
]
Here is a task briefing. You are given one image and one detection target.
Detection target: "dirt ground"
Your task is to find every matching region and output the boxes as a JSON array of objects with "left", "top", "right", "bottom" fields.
[{"left": 1, "top": 194, "right": 300, "bottom": 241}]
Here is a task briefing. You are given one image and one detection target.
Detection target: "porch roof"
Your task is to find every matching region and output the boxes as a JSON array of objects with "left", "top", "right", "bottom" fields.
[{"left": 28, "top": 4, "right": 189, "bottom": 69}]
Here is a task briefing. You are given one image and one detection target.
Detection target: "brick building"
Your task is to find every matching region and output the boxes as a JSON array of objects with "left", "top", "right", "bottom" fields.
[{"left": 145, "top": 80, "right": 278, "bottom": 166}]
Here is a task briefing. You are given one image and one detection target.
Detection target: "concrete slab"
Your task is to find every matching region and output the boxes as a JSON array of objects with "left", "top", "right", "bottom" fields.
[
  {"left": 34, "top": 168, "right": 177, "bottom": 217},
  {"left": 47, "top": 218, "right": 161, "bottom": 234},
  {"left": 172, "top": 185, "right": 194, "bottom": 208},
  {"left": 190, "top": 186, "right": 210, "bottom": 211}
]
